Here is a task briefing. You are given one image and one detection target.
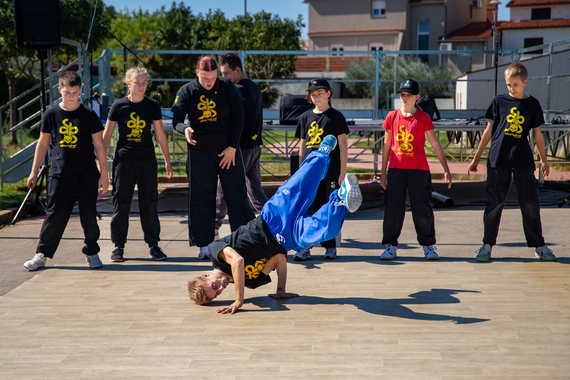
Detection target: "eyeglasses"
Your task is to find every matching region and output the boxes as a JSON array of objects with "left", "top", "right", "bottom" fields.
[{"left": 132, "top": 81, "right": 148, "bottom": 87}]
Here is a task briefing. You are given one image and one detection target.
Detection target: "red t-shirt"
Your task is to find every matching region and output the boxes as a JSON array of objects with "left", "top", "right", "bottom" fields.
[{"left": 383, "top": 108, "right": 434, "bottom": 170}]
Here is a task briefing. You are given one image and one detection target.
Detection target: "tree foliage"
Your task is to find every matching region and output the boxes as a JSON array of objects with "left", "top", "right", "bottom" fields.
[
  {"left": 107, "top": 4, "right": 303, "bottom": 107},
  {"left": 1, "top": 0, "right": 304, "bottom": 138},
  {"left": 0, "top": 0, "right": 41, "bottom": 144},
  {"left": 345, "top": 56, "right": 457, "bottom": 104}
]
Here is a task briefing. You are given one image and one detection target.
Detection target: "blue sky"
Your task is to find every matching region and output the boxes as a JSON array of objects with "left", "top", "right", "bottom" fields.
[
  {"left": 106, "top": 0, "right": 309, "bottom": 37},
  {"left": 105, "top": 0, "right": 510, "bottom": 40}
]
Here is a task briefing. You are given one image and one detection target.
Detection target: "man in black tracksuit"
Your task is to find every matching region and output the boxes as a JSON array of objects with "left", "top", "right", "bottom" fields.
[
  {"left": 214, "top": 52, "right": 268, "bottom": 234},
  {"left": 171, "top": 56, "right": 255, "bottom": 258}
]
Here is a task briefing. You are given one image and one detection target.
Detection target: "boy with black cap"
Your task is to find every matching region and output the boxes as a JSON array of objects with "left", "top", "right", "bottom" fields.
[
  {"left": 294, "top": 78, "right": 350, "bottom": 260},
  {"left": 379, "top": 79, "right": 452, "bottom": 260}
]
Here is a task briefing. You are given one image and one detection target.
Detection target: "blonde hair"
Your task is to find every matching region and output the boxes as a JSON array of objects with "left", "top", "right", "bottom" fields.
[
  {"left": 123, "top": 67, "right": 148, "bottom": 95},
  {"left": 504, "top": 63, "right": 528, "bottom": 81},
  {"left": 188, "top": 276, "right": 210, "bottom": 305}
]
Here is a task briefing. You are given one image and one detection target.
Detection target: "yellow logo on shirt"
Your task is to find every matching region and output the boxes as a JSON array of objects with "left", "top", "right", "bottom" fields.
[
  {"left": 198, "top": 95, "right": 217, "bottom": 122},
  {"left": 306, "top": 120, "right": 324, "bottom": 149},
  {"left": 244, "top": 258, "right": 268, "bottom": 280},
  {"left": 59, "top": 118, "right": 78, "bottom": 148},
  {"left": 126, "top": 112, "right": 145, "bottom": 142},
  {"left": 252, "top": 134, "right": 257, "bottom": 140},
  {"left": 505, "top": 107, "right": 524, "bottom": 138},
  {"left": 395, "top": 125, "right": 414, "bottom": 156}
]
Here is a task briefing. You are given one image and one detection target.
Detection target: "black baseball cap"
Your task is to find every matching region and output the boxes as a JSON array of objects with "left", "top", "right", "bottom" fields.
[
  {"left": 307, "top": 78, "right": 331, "bottom": 91},
  {"left": 397, "top": 79, "right": 420, "bottom": 95}
]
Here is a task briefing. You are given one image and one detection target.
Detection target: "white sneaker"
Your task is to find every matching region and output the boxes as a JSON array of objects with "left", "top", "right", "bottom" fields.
[
  {"left": 380, "top": 245, "right": 397, "bottom": 260},
  {"left": 293, "top": 248, "right": 311, "bottom": 261},
  {"left": 324, "top": 247, "right": 337, "bottom": 260},
  {"left": 338, "top": 173, "right": 362, "bottom": 213},
  {"left": 423, "top": 245, "right": 439, "bottom": 260},
  {"left": 198, "top": 246, "right": 209, "bottom": 260},
  {"left": 24, "top": 253, "right": 47, "bottom": 271},
  {"left": 535, "top": 245, "right": 556, "bottom": 261},
  {"left": 475, "top": 244, "right": 492, "bottom": 262},
  {"left": 86, "top": 254, "right": 103, "bottom": 269}
]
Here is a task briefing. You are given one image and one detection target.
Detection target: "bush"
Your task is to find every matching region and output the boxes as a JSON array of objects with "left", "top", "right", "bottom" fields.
[{"left": 345, "top": 56, "right": 457, "bottom": 101}]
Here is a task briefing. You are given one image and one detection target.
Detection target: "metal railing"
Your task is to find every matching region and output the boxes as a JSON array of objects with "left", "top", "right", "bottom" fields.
[{"left": 3, "top": 39, "right": 570, "bottom": 187}]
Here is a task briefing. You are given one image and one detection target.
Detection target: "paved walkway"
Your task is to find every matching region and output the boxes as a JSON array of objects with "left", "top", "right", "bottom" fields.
[{"left": 1, "top": 181, "right": 569, "bottom": 379}]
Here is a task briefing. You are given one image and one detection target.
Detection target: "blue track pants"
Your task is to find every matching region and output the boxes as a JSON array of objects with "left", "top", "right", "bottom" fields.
[{"left": 261, "top": 151, "right": 348, "bottom": 252}]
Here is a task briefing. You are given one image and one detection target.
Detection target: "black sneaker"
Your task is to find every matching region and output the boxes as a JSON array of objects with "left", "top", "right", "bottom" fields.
[
  {"left": 149, "top": 245, "right": 168, "bottom": 261},
  {"left": 111, "top": 247, "right": 124, "bottom": 262}
]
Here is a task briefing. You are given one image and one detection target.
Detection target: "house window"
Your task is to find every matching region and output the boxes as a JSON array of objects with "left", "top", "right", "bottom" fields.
[
  {"left": 531, "top": 8, "right": 551, "bottom": 20},
  {"left": 417, "top": 21, "right": 429, "bottom": 63},
  {"left": 456, "top": 45, "right": 472, "bottom": 57},
  {"left": 331, "top": 44, "right": 344, "bottom": 56},
  {"left": 372, "top": 1, "right": 386, "bottom": 17},
  {"left": 370, "top": 44, "right": 384, "bottom": 52},
  {"left": 524, "top": 37, "right": 544, "bottom": 54}
]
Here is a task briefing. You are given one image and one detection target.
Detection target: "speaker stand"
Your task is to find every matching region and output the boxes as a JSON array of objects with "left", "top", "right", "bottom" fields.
[
  {"left": 11, "top": 50, "right": 49, "bottom": 225},
  {"left": 11, "top": 165, "right": 50, "bottom": 224}
]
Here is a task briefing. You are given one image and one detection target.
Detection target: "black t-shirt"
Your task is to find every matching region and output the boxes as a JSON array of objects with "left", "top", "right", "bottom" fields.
[
  {"left": 108, "top": 96, "right": 162, "bottom": 161},
  {"left": 171, "top": 77, "right": 245, "bottom": 150},
  {"left": 237, "top": 78, "right": 263, "bottom": 149},
  {"left": 295, "top": 107, "right": 350, "bottom": 181},
  {"left": 40, "top": 104, "right": 103, "bottom": 178},
  {"left": 208, "top": 216, "right": 286, "bottom": 289},
  {"left": 485, "top": 93, "right": 544, "bottom": 170}
]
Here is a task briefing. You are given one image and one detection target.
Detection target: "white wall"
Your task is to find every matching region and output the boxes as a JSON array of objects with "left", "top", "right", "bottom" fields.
[
  {"left": 502, "top": 28, "right": 570, "bottom": 51},
  {"left": 455, "top": 48, "right": 570, "bottom": 114},
  {"left": 509, "top": 5, "right": 570, "bottom": 21}
]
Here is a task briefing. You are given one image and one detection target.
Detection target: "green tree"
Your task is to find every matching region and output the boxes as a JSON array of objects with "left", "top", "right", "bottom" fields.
[
  {"left": 207, "top": 10, "right": 304, "bottom": 108},
  {"left": 56, "top": 0, "right": 112, "bottom": 63},
  {"left": 0, "top": 0, "right": 40, "bottom": 146},
  {"left": 112, "top": 4, "right": 304, "bottom": 108},
  {"left": 346, "top": 56, "right": 456, "bottom": 105},
  {"left": 1, "top": 0, "right": 114, "bottom": 146}
]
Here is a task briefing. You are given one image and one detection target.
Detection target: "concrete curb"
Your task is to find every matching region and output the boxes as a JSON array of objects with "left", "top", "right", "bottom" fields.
[{"left": 0, "top": 209, "right": 15, "bottom": 226}]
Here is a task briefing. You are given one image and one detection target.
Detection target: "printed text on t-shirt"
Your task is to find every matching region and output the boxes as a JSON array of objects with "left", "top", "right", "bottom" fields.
[
  {"left": 198, "top": 95, "right": 217, "bottom": 122},
  {"left": 505, "top": 107, "right": 524, "bottom": 138},
  {"left": 59, "top": 119, "right": 78, "bottom": 148},
  {"left": 396, "top": 125, "right": 414, "bottom": 157},
  {"left": 244, "top": 258, "right": 268, "bottom": 280},
  {"left": 306, "top": 120, "right": 324, "bottom": 149},
  {"left": 126, "top": 112, "right": 145, "bottom": 142}
]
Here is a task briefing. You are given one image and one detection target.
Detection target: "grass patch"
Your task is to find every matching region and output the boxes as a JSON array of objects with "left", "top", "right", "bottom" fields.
[
  {"left": 157, "top": 161, "right": 186, "bottom": 176},
  {"left": 347, "top": 167, "right": 373, "bottom": 173},
  {"left": 260, "top": 162, "right": 289, "bottom": 176},
  {"left": 550, "top": 163, "right": 570, "bottom": 172},
  {"left": 0, "top": 179, "right": 30, "bottom": 210}
]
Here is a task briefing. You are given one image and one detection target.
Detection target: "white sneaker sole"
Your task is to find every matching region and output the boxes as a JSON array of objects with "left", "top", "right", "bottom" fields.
[
  {"left": 342, "top": 174, "right": 362, "bottom": 213},
  {"left": 23, "top": 259, "right": 47, "bottom": 271}
]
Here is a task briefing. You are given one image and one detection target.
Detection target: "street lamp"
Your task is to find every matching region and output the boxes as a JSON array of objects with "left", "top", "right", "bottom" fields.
[{"left": 489, "top": 0, "right": 501, "bottom": 96}]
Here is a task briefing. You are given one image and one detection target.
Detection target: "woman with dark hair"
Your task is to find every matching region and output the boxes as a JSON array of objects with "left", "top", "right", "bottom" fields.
[{"left": 172, "top": 56, "right": 254, "bottom": 259}]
